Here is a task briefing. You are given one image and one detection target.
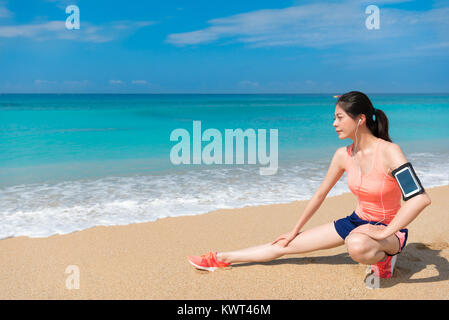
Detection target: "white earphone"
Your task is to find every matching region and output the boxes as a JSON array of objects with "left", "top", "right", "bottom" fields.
[{"left": 353, "top": 115, "right": 386, "bottom": 226}]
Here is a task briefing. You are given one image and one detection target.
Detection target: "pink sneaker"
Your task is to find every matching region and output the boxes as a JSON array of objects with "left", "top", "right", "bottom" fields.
[
  {"left": 369, "top": 230, "right": 405, "bottom": 279},
  {"left": 371, "top": 255, "right": 397, "bottom": 279},
  {"left": 188, "top": 251, "right": 231, "bottom": 271}
]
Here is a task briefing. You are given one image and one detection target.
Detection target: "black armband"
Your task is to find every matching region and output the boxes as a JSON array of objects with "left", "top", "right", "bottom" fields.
[{"left": 391, "top": 162, "right": 425, "bottom": 201}]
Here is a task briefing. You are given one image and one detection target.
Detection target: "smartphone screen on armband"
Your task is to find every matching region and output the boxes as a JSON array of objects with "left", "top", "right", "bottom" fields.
[{"left": 391, "top": 162, "right": 425, "bottom": 201}]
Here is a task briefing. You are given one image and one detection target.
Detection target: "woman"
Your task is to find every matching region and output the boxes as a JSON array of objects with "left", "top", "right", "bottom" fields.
[{"left": 187, "top": 91, "right": 432, "bottom": 279}]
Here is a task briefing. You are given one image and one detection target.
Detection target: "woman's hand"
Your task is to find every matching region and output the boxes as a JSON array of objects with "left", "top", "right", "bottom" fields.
[
  {"left": 349, "top": 224, "right": 388, "bottom": 241},
  {"left": 271, "top": 230, "right": 300, "bottom": 247}
]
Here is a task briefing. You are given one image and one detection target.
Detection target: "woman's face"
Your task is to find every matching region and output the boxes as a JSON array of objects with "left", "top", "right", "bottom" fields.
[{"left": 333, "top": 103, "right": 357, "bottom": 140}]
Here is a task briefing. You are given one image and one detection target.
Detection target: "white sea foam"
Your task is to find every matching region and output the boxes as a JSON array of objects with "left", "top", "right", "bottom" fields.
[{"left": 0, "top": 151, "right": 447, "bottom": 239}]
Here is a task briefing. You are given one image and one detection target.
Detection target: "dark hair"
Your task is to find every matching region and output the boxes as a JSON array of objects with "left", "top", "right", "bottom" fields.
[{"left": 336, "top": 91, "right": 392, "bottom": 142}]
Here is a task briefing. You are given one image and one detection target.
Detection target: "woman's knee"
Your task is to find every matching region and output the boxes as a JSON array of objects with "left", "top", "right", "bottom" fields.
[{"left": 345, "top": 233, "right": 374, "bottom": 263}]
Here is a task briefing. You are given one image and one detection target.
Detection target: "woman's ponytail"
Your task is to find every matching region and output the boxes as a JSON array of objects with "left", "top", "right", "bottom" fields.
[{"left": 371, "top": 108, "right": 392, "bottom": 142}]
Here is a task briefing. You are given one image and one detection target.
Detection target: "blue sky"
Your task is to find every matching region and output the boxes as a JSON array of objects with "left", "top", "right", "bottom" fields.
[{"left": 0, "top": 0, "right": 448, "bottom": 93}]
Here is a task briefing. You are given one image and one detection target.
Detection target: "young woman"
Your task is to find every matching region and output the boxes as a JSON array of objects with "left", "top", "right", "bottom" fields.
[{"left": 187, "top": 91, "right": 432, "bottom": 279}]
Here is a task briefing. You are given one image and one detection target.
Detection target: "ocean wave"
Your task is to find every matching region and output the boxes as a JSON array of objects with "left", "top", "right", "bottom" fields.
[{"left": 0, "top": 151, "right": 447, "bottom": 239}]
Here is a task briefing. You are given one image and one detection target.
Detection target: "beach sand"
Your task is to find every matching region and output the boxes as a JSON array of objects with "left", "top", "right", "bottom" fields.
[{"left": 0, "top": 185, "right": 448, "bottom": 300}]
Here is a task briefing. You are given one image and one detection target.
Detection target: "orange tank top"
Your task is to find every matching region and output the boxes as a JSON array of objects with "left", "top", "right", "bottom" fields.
[{"left": 345, "top": 138, "right": 402, "bottom": 224}]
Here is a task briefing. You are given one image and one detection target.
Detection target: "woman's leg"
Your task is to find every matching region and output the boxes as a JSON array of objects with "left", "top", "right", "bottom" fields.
[
  {"left": 217, "top": 222, "right": 345, "bottom": 264},
  {"left": 345, "top": 228, "right": 400, "bottom": 265}
]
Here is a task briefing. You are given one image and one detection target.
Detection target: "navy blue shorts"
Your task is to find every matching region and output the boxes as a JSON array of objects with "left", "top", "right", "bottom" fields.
[{"left": 334, "top": 211, "right": 408, "bottom": 256}]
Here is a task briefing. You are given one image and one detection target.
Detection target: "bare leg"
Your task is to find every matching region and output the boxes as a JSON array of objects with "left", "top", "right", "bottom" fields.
[
  {"left": 345, "top": 229, "right": 400, "bottom": 265},
  {"left": 217, "top": 222, "right": 344, "bottom": 264}
]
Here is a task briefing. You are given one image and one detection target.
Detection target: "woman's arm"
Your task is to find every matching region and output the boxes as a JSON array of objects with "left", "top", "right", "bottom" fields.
[
  {"left": 272, "top": 147, "right": 347, "bottom": 246},
  {"left": 379, "top": 143, "right": 431, "bottom": 239},
  {"left": 291, "top": 146, "right": 347, "bottom": 233},
  {"left": 380, "top": 192, "right": 431, "bottom": 239}
]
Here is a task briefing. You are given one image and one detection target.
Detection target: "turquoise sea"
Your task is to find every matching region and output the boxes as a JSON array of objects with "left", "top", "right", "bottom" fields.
[{"left": 1, "top": 94, "right": 448, "bottom": 238}]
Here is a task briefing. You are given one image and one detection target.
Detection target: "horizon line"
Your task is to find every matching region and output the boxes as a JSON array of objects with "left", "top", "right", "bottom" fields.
[{"left": 1, "top": 92, "right": 449, "bottom": 95}]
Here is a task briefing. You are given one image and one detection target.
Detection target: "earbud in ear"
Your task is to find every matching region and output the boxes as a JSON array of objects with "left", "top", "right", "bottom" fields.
[{"left": 358, "top": 119, "right": 361, "bottom": 124}]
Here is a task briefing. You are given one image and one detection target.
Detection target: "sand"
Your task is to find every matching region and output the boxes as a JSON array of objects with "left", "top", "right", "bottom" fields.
[{"left": 0, "top": 185, "right": 448, "bottom": 300}]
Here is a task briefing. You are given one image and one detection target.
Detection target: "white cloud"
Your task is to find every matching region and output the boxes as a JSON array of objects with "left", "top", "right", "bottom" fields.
[
  {"left": 0, "top": 1, "right": 12, "bottom": 18},
  {"left": 44, "top": 0, "right": 80, "bottom": 10},
  {"left": 34, "top": 79, "right": 57, "bottom": 85},
  {"left": 63, "top": 80, "right": 89, "bottom": 85},
  {"left": 34, "top": 80, "right": 91, "bottom": 86},
  {"left": 166, "top": 2, "right": 363, "bottom": 47},
  {"left": 0, "top": 21, "right": 64, "bottom": 38},
  {"left": 0, "top": 19, "right": 155, "bottom": 42},
  {"left": 166, "top": 0, "right": 449, "bottom": 49},
  {"left": 418, "top": 41, "right": 449, "bottom": 50},
  {"left": 239, "top": 80, "right": 259, "bottom": 88},
  {"left": 109, "top": 80, "right": 124, "bottom": 85},
  {"left": 131, "top": 80, "right": 148, "bottom": 85},
  {"left": 112, "top": 20, "right": 155, "bottom": 30}
]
